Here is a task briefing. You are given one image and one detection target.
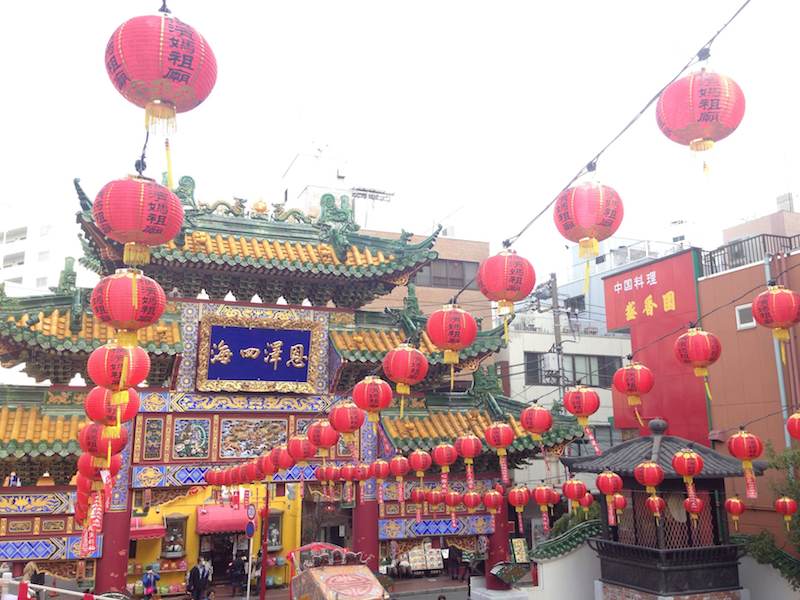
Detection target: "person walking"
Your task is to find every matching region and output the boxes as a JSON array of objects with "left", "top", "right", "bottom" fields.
[
  {"left": 188, "top": 559, "right": 209, "bottom": 600},
  {"left": 141, "top": 566, "right": 160, "bottom": 600}
]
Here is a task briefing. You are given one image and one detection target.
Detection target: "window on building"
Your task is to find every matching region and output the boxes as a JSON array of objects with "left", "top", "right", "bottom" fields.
[
  {"left": 4, "top": 277, "right": 22, "bottom": 284},
  {"left": 4, "top": 228, "right": 27, "bottom": 244},
  {"left": 524, "top": 352, "right": 542, "bottom": 385},
  {"left": 36, "top": 277, "right": 47, "bottom": 288},
  {"left": 563, "top": 354, "right": 622, "bottom": 387},
  {"left": 38, "top": 251, "right": 49, "bottom": 262},
  {"left": 414, "top": 259, "right": 479, "bottom": 290},
  {"left": 2, "top": 252, "right": 24, "bottom": 268},
  {"left": 735, "top": 303, "right": 755, "bottom": 330}
]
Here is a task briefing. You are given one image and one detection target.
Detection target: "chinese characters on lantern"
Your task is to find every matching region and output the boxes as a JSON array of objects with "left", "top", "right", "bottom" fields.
[{"left": 164, "top": 19, "right": 198, "bottom": 84}]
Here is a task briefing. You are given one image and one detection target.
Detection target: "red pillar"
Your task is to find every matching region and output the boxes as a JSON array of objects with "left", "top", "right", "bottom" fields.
[
  {"left": 94, "top": 506, "right": 132, "bottom": 593},
  {"left": 485, "top": 491, "right": 511, "bottom": 591},
  {"left": 352, "top": 487, "right": 379, "bottom": 571}
]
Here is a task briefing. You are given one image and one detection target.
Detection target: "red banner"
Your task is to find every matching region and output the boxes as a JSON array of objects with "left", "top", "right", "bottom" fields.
[{"left": 603, "top": 250, "right": 710, "bottom": 443}]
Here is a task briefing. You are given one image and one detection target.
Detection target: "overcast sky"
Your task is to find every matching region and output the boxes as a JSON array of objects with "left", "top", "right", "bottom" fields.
[{"left": 1, "top": 0, "right": 797, "bottom": 277}]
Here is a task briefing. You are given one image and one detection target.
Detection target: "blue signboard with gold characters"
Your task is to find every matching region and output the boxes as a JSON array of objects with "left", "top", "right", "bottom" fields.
[{"left": 196, "top": 315, "right": 326, "bottom": 393}]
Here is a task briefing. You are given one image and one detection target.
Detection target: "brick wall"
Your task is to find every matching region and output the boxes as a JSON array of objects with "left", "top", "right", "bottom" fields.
[{"left": 601, "top": 583, "right": 743, "bottom": 600}]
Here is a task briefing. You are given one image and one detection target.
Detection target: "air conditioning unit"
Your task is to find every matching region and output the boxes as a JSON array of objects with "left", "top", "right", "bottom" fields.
[{"left": 541, "top": 353, "right": 559, "bottom": 372}]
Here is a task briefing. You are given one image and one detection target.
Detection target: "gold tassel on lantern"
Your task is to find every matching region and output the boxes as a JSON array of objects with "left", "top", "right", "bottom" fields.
[
  {"left": 443, "top": 350, "right": 458, "bottom": 391},
  {"left": 145, "top": 100, "right": 177, "bottom": 134},
  {"left": 578, "top": 237, "right": 599, "bottom": 258},
  {"left": 123, "top": 243, "right": 151, "bottom": 266},
  {"left": 396, "top": 382, "right": 410, "bottom": 419},
  {"left": 165, "top": 138, "right": 174, "bottom": 189}
]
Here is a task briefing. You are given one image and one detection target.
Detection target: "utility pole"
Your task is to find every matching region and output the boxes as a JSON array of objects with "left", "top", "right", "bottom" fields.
[{"left": 549, "top": 272, "right": 564, "bottom": 403}]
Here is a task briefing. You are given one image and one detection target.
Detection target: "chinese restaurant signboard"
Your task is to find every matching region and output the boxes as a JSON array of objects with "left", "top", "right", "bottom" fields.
[
  {"left": 604, "top": 249, "right": 710, "bottom": 444},
  {"left": 196, "top": 315, "right": 327, "bottom": 394}
]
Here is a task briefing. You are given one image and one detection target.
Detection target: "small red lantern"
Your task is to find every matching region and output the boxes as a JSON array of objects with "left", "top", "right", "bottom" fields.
[
  {"left": 389, "top": 455, "right": 411, "bottom": 509},
  {"left": 269, "top": 445, "right": 296, "bottom": 472},
  {"left": 105, "top": 14, "right": 218, "bottom": 131},
  {"left": 477, "top": 250, "right": 536, "bottom": 337},
  {"left": 752, "top": 285, "right": 800, "bottom": 360},
  {"left": 287, "top": 435, "right": 317, "bottom": 466},
  {"left": 328, "top": 402, "right": 366, "bottom": 444},
  {"left": 78, "top": 423, "right": 128, "bottom": 460},
  {"left": 84, "top": 386, "right": 139, "bottom": 430},
  {"left": 76, "top": 474, "right": 101, "bottom": 494},
  {"left": 482, "top": 489, "right": 504, "bottom": 526},
  {"left": 788, "top": 412, "right": 800, "bottom": 441},
  {"left": 245, "top": 461, "right": 262, "bottom": 483},
  {"left": 382, "top": 343, "right": 429, "bottom": 418},
  {"left": 634, "top": 460, "right": 664, "bottom": 495},
  {"left": 612, "top": 493, "right": 627, "bottom": 518},
  {"left": 91, "top": 269, "right": 166, "bottom": 336},
  {"left": 203, "top": 470, "right": 218, "bottom": 485},
  {"left": 321, "top": 464, "right": 340, "bottom": 500},
  {"left": 408, "top": 450, "right": 432, "bottom": 482},
  {"left": 727, "top": 428, "right": 763, "bottom": 499},
  {"left": 444, "top": 490, "right": 463, "bottom": 528},
  {"left": 87, "top": 343, "right": 151, "bottom": 399},
  {"left": 554, "top": 181, "right": 624, "bottom": 257},
  {"left": 484, "top": 422, "right": 515, "bottom": 484},
  {"left": 426, "top": 488, "right": 444, "bottom": 514},
  {"left": 425, "top": 304, "right": 478, "bottom": 388},
  {"left": 775, "top": 496, "right": 798, "bottom": 532},
  {"left": 431, "top": 443, "right": 458, "bottom": 491},
  {"left": 656, "top": 69, "right": 745, "bottom": 158},
  {"left": 508, "top": 486, "right": 530, "bottom": 530},
  {"left": 259, "top": 454, "right": 277, "bottom": 478},
  {"left": 645, "top": 494, "right": 666, "bottom": 524},
  {"left": 612, "top": 362, "right": 654, "bottom": 407},
  {"left": 339, "top": 464, "right": 356, "bottom": 503},
  {"left": 683, "top": 496, "right": 705, "bottom": 528},
  {"left": 353, "top": 463, "right": 371, "bottom": 496},
  {"left": 352, "top": 376, "right": 393, "bottom": 423},
  {"left": 306, "top": 421, "right": 340, "bottom": 459},
  {"left": 562, "top": 479, "right": 588, "bottom": 513},
  {"left": 596, "top": 470, "right": 623, "bottom": 526},
  {"left": 563, "top": 386, "right": 600, "bottom": 427},
  {"left": 370, "top": 459, "right": 391, "bottom": 512},
  {"left": 454, "top": 434, "right": 483, "bottom": 490},
  {"left": 519, "top": 404, "right": 553, "bottom": 441},
  {"left": 410, "top": 488, "right": 427, "bottom": 523},
  {"left": 463, "top": 490, "right": 482, "bottom": 514},
  {"left": 674, "top": 327, "right": 721, "bottom": 378},
  {"left": 579, "top": 492, "right": 595, "bottom": 515},
  {"left": 672, "top": 447, "right": 704, "bottom": 498},
  {"left": 724, "top": 495, "right": 746, "bottom": 531},
  {"left": 77, "top": 452, "right": 122, "bottom": 481},
  {"left": 532, "top": 485, "right": 554, "bottom": 533}
]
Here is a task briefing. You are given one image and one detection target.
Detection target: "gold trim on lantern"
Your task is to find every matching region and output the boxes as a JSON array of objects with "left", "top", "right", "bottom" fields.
[
  {"left": 145, "top": 100, "right": 177, "bottom": 133},
  {"left": 443, "top": 349, "right": 459, "bottom": 365},
  {"left": 689, "top": 139, "right": 715, "bottom": 152},
  {"left": 578, "top": 237, "right": 600, "bottom": 258},
  {"left": 123, "top": 242, "right": 152, "bottom": 266},
  {"left": 115, "top": 330, "right": 139, "bottom": 348}
]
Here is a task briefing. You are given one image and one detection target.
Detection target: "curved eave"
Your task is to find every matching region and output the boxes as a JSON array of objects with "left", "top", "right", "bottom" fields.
[{"left": 0, "top": 440, "right": 80, "bottom": 458}]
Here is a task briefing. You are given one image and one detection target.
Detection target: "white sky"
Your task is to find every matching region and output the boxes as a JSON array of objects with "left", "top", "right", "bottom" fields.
[{"left": 0, "top": 0, "right": 798, "bottom": 279}]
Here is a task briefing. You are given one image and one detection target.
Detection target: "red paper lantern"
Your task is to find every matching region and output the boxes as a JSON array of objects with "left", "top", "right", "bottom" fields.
[
  {"left": 370, "top": 459, "right": 390, "bottom": 481},
  {"left": 656, "top": 69, "right": 745, "bottom": 154},
  {"left": 563, "top": 386, "right": 600, "bottom": 427},
  {"left": 579, "top": 492, "right": 595, "bottom": 515},
  {"left": 408, "top": 450, "right": 432, "bottom": 479},
  {"left": 237, "top": 465, "right": 251, "bottom": 484},
  {"left": 105, "top": 14, "right": 218, "bottom": 130},
  {"left": 634, "top": 460, "right": 664, "bottom": 495},
  {"left": 532, "top": 485, "right": 554, "bottom": 533},
  {"left": 77, "top": 452, "right": 122, "bottom": 481},
  {"left": 84, "top": 386, "right": 139, "bottom": 427},
  {"left": 562, "top": 479, "right": 587, "bottom": 513},
  {"left": 78, "top": 423, "right": 128, "bottom": 458},
  {"left": 425, "top": 304, "right": 478, "bottom": 368},
  {"left": 426, "top": 488, "right": 444, "bottom": 512},
  {"left": 306, "top": 421, "right": 340, "bottom": 457},
  {"left": 76, "top": 474, "right": 101, "bottom": 494},
  {"left": 352, "top": 376, "right": 393, "bottom": 423},
  {"left": 519, "top": 404, "right": 553, "bottom": 440},
  {"left": 410, "top": 488, "right": 426, "bottom": 505},
  {"left": 596, "top": 470, "right": 623, "bottom": 526},
  {"left": 259, "top": 454, "right": 277, "bottom": 478},
  {"left": 752, "top": 285, "right": 800, "bottom": 345},
  {"left": 431, "top": 443, "right": 457, "bottom": 491},
  {"left": 788, "top": 412, "right": 800, "bottom": 441},
  {"left": 328, "top": 402, "right": 366, "bottom": 442},
  {"left": 245, "top": 461, "right": 262, "bottom": 482},
  {"left": 389, "top": 455, "right": 410, "bottom": 504},
  {"left": 463, "top": 490, "right": 482, "bottom": 513},
  {"left": 553, "top": 181, "right": 624, "bottom": 257},
  {"left": 612, "top": 363, "right": 655, "bottom": 407},
  {"left": 87, "top": 343, "right": 151, "bottom": 391},
  {"left": 353, "top": 463, "right": 371, "bottom": 496},
  {"left": 724, "top": 495, "right": 746, "bottom": 531},
  {"left": 482, "top": 489, "right": 504, "bottom": 515},
  {"left": 645, "top": 494, "right": 666, "bottom": 522},
  {"left": 269, "top": 446, "right": 296, "bottom": 472},
  {"left": 477, "top": 250, "right": 536, "bottom": 317},
  {"left": 91, "top": 269, "right": 166, "bottom": 335},
  {"left": 287, "top": 435, "right": 317, "bottom": 466},
  {"left": 674, "top": 327, "right": 721, "bottom": 378},
  {"left": 775, "top": 496, "right": 798, "bottom": 531},
  {"left": 92, "top": 177, "right": 184, "bottom": 265},
  {"left": 683, "top": 496, "right": 705, "bottom": 528},
  {"left": 203, "top": 470, "right": 218, "bottom": 485},
  {"left": 444, "top": 490, "right": 463, "bottom": 527},
  {"left": 382, "top": 343, "right": 429, "bottom": 418},
  {"left": 508, "top": 486, "right": 530, "bottom": 530},
  {"left": 672, "top": 447, "right": 704, "bottom": 498},
  {"left": 612, "top": 493, "right": 627, "bottom": 518},
  {"left": 484, "top": 422, "right": 515, "bottom": 484},
  {"left": 548, "top": 488, "right": 561, "bottom": 506},
  {"left": 454, "top": 434, "right": 483, "bottom": 490},
  {"left": 727, "top": 428, "right": 763, "bottom": 499}
]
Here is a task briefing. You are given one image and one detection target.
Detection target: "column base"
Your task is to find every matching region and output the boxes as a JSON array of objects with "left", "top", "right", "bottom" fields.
[
  {"left": 594, "top": 581, "right": 751, "bottom": 600},
  {"left": 471, "top": 577, "right": 529, "bottom": 600}
]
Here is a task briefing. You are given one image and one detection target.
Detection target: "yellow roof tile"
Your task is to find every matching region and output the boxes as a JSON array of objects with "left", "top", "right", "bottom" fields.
[
  {"left": 333, "top": 328, "right": 442, "bottom": 355},
  {"left": 0, "top": 407, "right": 86, "bottom": 445}
]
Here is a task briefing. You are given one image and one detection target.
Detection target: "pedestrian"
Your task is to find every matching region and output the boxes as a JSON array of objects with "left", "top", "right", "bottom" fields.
[
  {"left": 187, "top": 558, "right": 209, "bottom": 600},
  {"left": 141, "top": 566, "right": 160, "bottom": 600},
  {"left": 228, "top": 554, "right": 246, "bottom": 596}
]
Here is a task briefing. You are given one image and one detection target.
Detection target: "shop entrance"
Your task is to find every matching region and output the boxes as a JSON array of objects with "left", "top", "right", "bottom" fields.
[{"left": 200, "top": 534, "right": 237, "bottom": 582}]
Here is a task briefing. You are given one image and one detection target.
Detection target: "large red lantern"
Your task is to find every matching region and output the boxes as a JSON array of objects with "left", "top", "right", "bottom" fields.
[
  {"left": 431, "top": 443, "right": 457, "bottom": 491},
  {"left": 463, "top": 490, "right": 482, "bottom": 514},
  {"left": 634, "top": 460, "right": 664, "bottom": 495},
  {"left": 727, "top": 428, "right": 763, "bottom": 499},
  {"left": 454, "top": 434, "right": 483, "bottom": 490},
  {"left": 563, "top": 479, "right": 588, "bottom": 512},
  {"left": 328, "top": 402, "right": 366, "bottom": 444},
  {"left": 269, "top": 446, "right": 296, "bottom": 472},
  {"left": 645, "top": 494, "right": 666, "bottom": 524},
  {"left": 724, "top": 495, "right": 746, "bottom": 531},
  {"left": 78, "top": 423, "right": 128, "bottom": 461},
  {"left": 683, "top": 496, "right": 705, "bottom": 528},
  {"left": 674, "top": 327, "right": 721, "bottom": 378},
  {"left": 788, "top": 412, "right": 800, "bottom": 441},
  {"left": 563, "top": 386, "right": 602, "bottom": 454},
  {"left": 87, "top": 343, "right": 151, "bottom": 399},
  {"left": 444, "top": 490, "right": 463, "bottom": 528},
  {"left": 382, "top": 343, "right": 429, "bottom": 418},
  {"left": 287, "top": 436, "right": 317, "bottom": 466},
  {"left": 532, "top": 485, "right": 554, "bottom": 533},
  {"left": 425, "top": 304, "right": 478, "bottom": 389},
  {"left": 477, "top": 250, "right": 536, "bottom": 338},
  {"left": 775, "top": 496, "right": 798, "bottom": 532},
  {"left": 656, "top": 69, "right": 745, "bottom": 159},
  {"left": 77, "top": 452, "right": 122, "bottom": 481},
  {"left": 306, "top": 421, "right": 340, "bottom": 459},
  {"left": 596, "top": 470, "right": 623, "bottom": 526},
  {"left": 105, "top": 14, "right": 217, "bottom": 131},
  {"left": 84, "top": 386, "right": 139, "bottom": 430},
  {"left": 672, "top": 447, "right": 704, "bottom": 498},
  {"left": 370, "top": 459, "right": 391, "bottom": 512},
  {"left": 90, "top": 270, "right": 166, "bottom": 338},
  {"left": 553, "top": 181, "right": 624, "bottom": 257},
  {"left": 519, "top": 404, "right": 553, "bottom": 441},
  {"left": 92, "top": 177, "right": 184, "bottom": 265},
  {"left": 484, "top": 422, "right": 515, "bottom": 484},
  {"left": 752, "top": 285, "right": 800, "bottom": 360},
  {"left": 389, "top": 455, "right": 410, "bottom": 510},
  {"left": 508, "top": 486, "right": 530, "bottom": 530},
  {"left": 612, "top": 362, "right": 654, "bottom": 407},
  {"left": 352, "top": 376, "right": 393, "bottom": 423}
]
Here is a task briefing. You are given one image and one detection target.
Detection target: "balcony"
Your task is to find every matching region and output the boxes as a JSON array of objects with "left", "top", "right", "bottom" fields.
[{"left": 701, "top": 233, "right": 800, "bottom": 276}]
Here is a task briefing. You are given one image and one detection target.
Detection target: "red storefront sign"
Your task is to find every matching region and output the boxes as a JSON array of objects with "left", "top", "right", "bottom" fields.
[{"left": 604, "top": 249, "right": 709, "bottom": 444}]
